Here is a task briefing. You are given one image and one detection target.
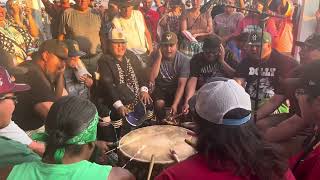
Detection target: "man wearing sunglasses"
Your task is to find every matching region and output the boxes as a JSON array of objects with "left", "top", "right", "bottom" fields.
[
  {"left": 0, "top": 66, "right": 44, "bottom": 166},
  {"left": 183, "top": 35, "right": 237, "bottom": 114},
  {"left": 12, "top": 39, "right": 69, "bottom": 132}
]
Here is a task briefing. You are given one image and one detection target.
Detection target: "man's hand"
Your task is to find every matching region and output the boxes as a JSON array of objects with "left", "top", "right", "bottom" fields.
[
  {"left": 170, "top": 104, "right": 178, "bottom": 115},
  {"left": 79, "top": 75, "right": 93, "bottom": 88},
  {"left": 218, "top": 44, "right": 226, "bottom": 63},
  {"left": 98, "top": 116, "right": 111, "bottom": 127},
  {"left": 117, "top": 106, "right": 128, "bottom": 117},
  {"left": 182, "top": 103, "right": 190, "bottom": 115},
  {"left": 140, "top": 91, "right": 152, "bottom": 105},
  {"left": 95, "top": 141, "right": 113, "bottom": 154}
]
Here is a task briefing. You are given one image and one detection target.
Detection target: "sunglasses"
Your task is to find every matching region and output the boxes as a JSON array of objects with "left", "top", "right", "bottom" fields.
[{"left": 0, "top": 95, "right": 18, "bottom": 104}]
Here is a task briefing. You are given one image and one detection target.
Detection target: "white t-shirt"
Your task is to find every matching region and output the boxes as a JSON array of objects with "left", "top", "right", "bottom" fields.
[
  {"left": 112, "top": 10, "right": 148, "bottom": 55},
  {"left": 0, "top": 121, "right": 32, "bottom": 145}
]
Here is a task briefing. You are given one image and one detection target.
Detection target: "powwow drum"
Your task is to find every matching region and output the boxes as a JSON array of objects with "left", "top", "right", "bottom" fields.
[{"left": 118, "top": 125, "right": 196, "bottom": 180}]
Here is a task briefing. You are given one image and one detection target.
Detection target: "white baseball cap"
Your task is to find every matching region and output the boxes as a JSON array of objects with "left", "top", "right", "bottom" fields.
[
  {"left": 190, "top": 79, "right": 252, "bottom": 125},
  {"left": 108, "top": 28, "right": 127, "bottom": 43}
]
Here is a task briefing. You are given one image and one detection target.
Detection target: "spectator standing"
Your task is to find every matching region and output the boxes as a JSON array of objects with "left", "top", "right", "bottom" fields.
[
  {"left": 41, "top": 0, "right": 70, "bottom": 39},
  {"left": 180, "top": 0, "right": 213, "bottom": 57},
  {"left": 140, "top": 0, "right": 160, "bottom": 43},
  {"left": 112, "top": 0, "right": 153, "bottom": 61},
  {"left": 0, "top": 6, "right": 37, "bottom": 65},
  {"left": 5, "top": 0, "right": 40, "bottom": 38},
  {"left": 213, "top": 0, "right": 244, "bottom": 42},
  {"left": 59, "top": 0, "right": 102, "bottom": 74},
  {"left": 158, "top": 0, "right": 183, "bottom": 37}
]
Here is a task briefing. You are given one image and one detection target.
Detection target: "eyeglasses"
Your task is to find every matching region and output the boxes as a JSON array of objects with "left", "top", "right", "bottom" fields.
[{"left": 0, "top": 95, "right": 18, "bottom": 104}]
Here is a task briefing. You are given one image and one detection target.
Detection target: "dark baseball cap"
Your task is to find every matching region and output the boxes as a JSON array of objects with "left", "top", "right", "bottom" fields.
[
  {"left": 0, "top": 66, "right": 30, "bottom": 95},
  {"left": 299, "top": 60, "right": 320, "bottom": 96},
  {"left": 160, "top": 31, "right": 178, "bottom": 45},
  {"left": 0, "top": 50, "right": 28, "bottom": 75},
  {"left": 38, "top": 39, "right": 68, "bottom": 60},
  {"left": 202, "top": 35, "right": 222, "bottom": 50},
  {"left": 64, "top": 39, "right": 86, "bottom": 57},
  {"left": 248, "top": 32, "right": 272, "bottom": 46},
  {"left": 296, "top": 33, "right": 320, "bottom": 49}
]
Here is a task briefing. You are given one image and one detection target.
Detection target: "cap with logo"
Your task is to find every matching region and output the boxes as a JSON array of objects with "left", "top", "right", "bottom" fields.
[
  {"left": 108, "top": 28, "right": 127, "bottom": 43},
  {"left": 0, "top": 50, "right": 28, "bottom": 75},
  {"left": 38, "top": 39, "right": 68, "bottom": 60},
  {"left": 160, "top": 31, "right": 178, "bottom": 45},
  {"left": 0, "top": 66, "right": 30, "bottom": 96},
  {"left": 189, "top": 79, "right": 252, "bottom": 125},
  {"left": 64, "top": 39, "right": 86, "bottom": 57},
  {"left": 296, "top": 33, "right": 320, "bottom": 49},
  {"left": 248, "top": 32, "right": 272, "bottom": 46},
  {"left": 202, "top": 35, "right": 222, "bottom": 50}
]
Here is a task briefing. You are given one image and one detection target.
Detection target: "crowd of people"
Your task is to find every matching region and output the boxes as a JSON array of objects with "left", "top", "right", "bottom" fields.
[{"left": 0, "top": 0, "right": 320, "bottom": 179}]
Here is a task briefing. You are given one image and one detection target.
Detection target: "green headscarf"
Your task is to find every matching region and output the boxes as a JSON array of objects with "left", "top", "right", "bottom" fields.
[{"left": 32, "top": 112, "right": 99, "bottom": 164}]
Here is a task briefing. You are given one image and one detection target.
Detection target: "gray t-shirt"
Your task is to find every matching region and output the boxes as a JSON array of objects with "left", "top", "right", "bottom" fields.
[
  {"left": 59, "top": 8, "right": 102, "bottom": 55},
  {"left": 153, "top": 51, "right": 190, "bottom": 88}
]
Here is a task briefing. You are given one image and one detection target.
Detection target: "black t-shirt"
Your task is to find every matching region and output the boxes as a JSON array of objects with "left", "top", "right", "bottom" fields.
[
  {"left": 190, "top": 51, "right": 237, "bottom": 89},
  {"left": 236, "top": 50, "right": 298, "bottom": 101},
  {"left": 13, "top": 62, "right": 56, "bottom": 131}
]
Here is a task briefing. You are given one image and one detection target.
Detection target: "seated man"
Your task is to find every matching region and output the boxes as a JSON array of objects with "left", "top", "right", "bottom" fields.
[
  {"left": 156, "top": 79, "right": 295, "bottom": 180},
  {"left": 234, "top": 32, "right": 298, "bottom": 115},
  {"left": 12, "top": 39, "right": 69, "bottom": 131},
  {"left": 64, "top": 40, "right": 93, "bottom": 99},
  {"left": 6, "top": 96, "right": 134, "bottom": 180},
  {"left": 149, "top": 32, "right": 190, "bottom": 121},
  {"left": 97, "top": 28, "right": 152, "bottom": 142},
  {"left": 289, "top": 60, "right": 320, "bottom": 180},
  {"left": 254, "top": 33, "right": 320, "bottom": 143},
  {"left": 0, "top": 66, "right": 44, "bottom": 159},
  {"left": 182, "top": 35, "right": 237, "bottom": 113}
]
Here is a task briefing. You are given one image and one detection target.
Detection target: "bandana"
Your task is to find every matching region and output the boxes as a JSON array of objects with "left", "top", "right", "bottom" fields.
[{"left": 32, "top": 112, "right": 99, "bottom": 163}]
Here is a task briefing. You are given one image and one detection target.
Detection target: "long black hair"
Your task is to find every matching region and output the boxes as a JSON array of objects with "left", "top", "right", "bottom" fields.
[
  {"left": 194, "top": 108, "right": 288, "bottom": 180},
  {"left": 43, "top": 96, "right": 97, "bottom": 160}
]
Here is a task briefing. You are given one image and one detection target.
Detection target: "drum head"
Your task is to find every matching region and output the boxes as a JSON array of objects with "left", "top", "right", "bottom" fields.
[{"left": 119, "top": 125, "right": 196, "bottom": 164}]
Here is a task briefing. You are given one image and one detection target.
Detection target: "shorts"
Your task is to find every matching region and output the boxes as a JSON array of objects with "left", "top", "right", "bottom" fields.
[{"left": 152, "top": 86, "right": 176, "bottom": 106}]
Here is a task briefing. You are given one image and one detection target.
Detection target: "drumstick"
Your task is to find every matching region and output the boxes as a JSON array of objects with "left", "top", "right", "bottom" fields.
[
  {"left": 147, "top": 155, "right": 155, "bottom": 180},
  {"left": 104, "top": 137, "right": 140, "bottom": 155},
  {"left": 122, "top": 145, "right": 146, "bottom": 168},
  {"left": 169, "top": 149, "right": 180, "bottom": 163}
]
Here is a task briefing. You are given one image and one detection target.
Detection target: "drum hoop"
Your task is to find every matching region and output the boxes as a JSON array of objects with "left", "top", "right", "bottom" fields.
[{"left": 119, "top": 125, "right": 196, "bottom": 164}]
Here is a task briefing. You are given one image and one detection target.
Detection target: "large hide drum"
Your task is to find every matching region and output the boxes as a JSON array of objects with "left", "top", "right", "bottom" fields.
[{"left": 118, "top": 125, "right": 196, "bottom": 179}]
